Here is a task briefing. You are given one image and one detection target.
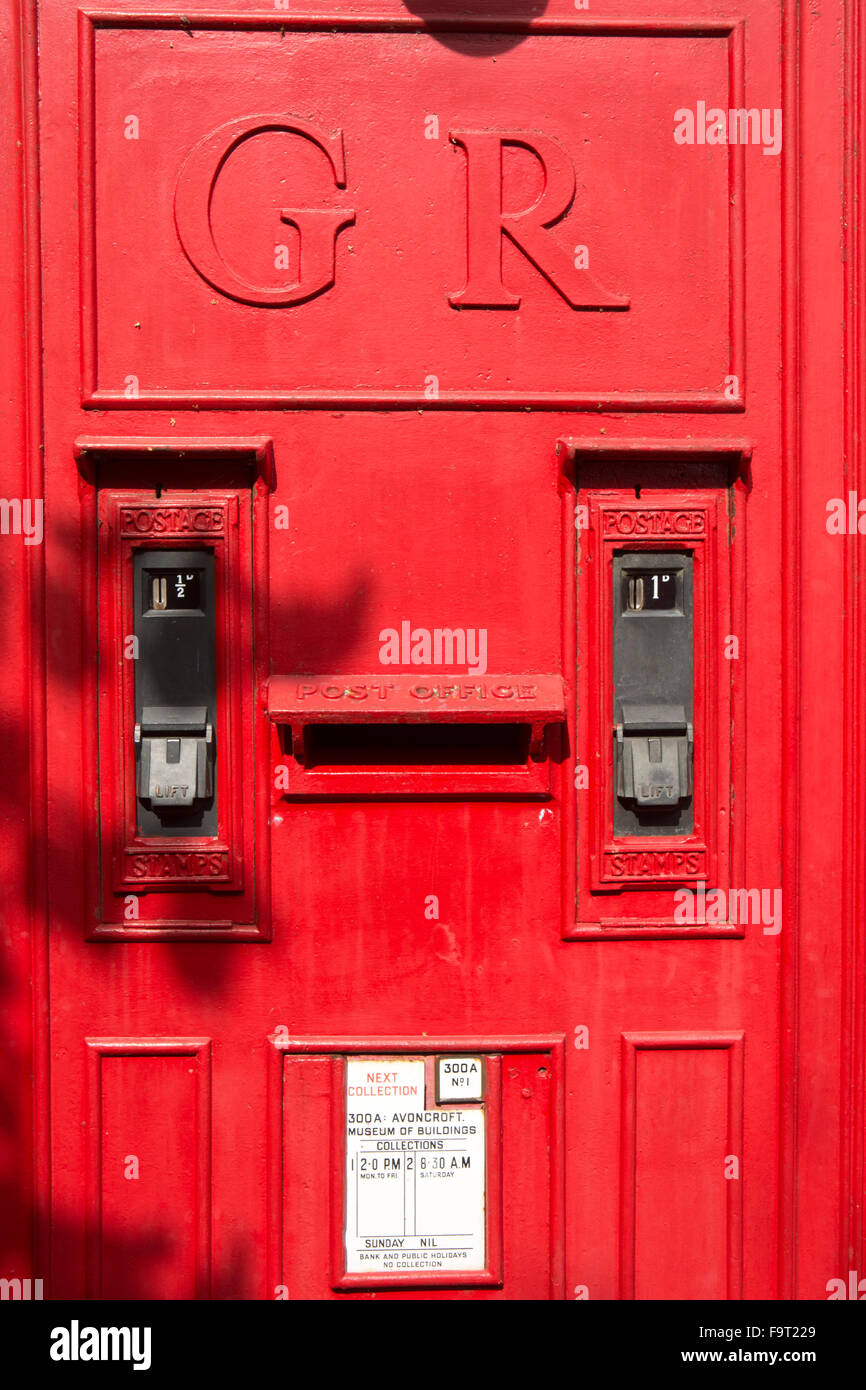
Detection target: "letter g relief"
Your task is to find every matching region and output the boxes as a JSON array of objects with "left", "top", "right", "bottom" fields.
[{"left": 173, "top": 114, "right": 355, "bottom": 306}]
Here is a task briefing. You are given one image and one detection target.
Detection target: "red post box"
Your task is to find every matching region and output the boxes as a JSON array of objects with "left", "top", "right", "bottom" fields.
[{"left": 0, "top": 0, "right": 862, "bottom": 1304}]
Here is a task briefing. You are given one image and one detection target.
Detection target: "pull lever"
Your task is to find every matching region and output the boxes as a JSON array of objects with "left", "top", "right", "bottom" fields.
[
  {"left": 134, "top": 705, "right": 213, "bottom": 811},
  {"left": 615, "top": 702, "right": 693, "bottom": 808}
]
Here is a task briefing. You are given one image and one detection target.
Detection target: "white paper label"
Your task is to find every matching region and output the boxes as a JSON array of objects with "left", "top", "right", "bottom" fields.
[
  {"left": 436, "top": 1055, "right": 484, "bottom": 1103},
  {"left": 344, "top": 1057, "right": 486, "bottom": 1274}
]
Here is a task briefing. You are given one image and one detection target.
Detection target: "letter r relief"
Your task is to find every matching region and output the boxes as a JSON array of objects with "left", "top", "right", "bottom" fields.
[{"left": 448, "top": 131, "right": 629, "bottom": 310}]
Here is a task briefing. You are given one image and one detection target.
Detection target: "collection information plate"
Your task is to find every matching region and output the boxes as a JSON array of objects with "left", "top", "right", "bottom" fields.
[{"left": 344, "top": 1057, "right": 486, "bottom": 1274}]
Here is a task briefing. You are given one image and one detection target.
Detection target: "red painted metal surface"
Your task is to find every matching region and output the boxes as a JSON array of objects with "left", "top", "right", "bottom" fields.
[{"left": 0, "top": 0, "right": 862, "bottom": 1301}]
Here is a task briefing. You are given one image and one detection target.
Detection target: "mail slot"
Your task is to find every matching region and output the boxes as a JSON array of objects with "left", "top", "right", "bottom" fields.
[{"left": 266, "top": 674, "right": 566, "bottom": 797}]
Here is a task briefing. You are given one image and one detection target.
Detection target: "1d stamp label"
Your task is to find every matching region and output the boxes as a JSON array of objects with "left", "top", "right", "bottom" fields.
[{"left": 344, "top": 1057, "right": 485, "bottom": 1274}]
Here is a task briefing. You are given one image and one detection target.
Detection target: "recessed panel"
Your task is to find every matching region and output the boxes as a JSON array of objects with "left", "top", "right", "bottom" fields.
[
  {"left": 86, "top": 1040, "right": 212, "bottom": 1300},
  {"left": 85, "top": 21, "right": 738, "bottom": 406}
]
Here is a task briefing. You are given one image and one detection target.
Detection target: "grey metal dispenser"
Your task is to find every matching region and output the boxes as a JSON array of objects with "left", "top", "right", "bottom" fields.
[
  {"left": 133, "top": 549, "right": 217, "bottom": 837},
  {"left": 612, "top": 552, "right": 694, "bottom": 836}
]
